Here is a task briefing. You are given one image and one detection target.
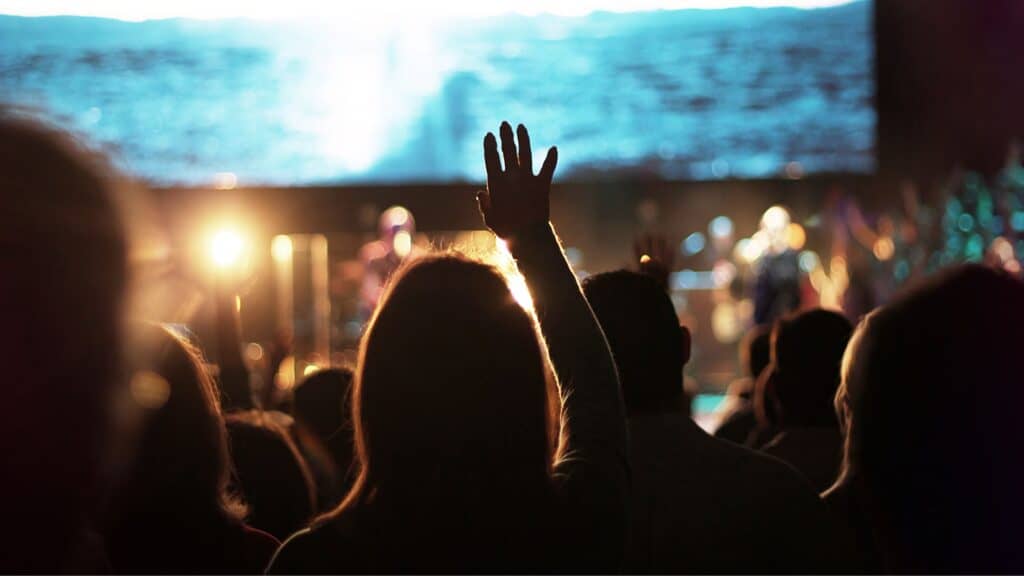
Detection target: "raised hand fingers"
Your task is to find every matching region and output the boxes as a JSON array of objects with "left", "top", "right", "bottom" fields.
[
  {"left": 538, "top": 146, "right": 558, "bottom": 185},
  {"left": 484, "top": 132, "right": 501, "bottom": 180},
  {"left": 516, "top": 124, "right": 533, "bottom": 174},
  {"left": 500, "top": 121, "right": 518, "bottom": 172}
]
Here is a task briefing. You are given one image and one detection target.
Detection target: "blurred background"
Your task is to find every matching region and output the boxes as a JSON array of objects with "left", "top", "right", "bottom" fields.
[{"left": 2, "top": 0, "right": 1023, "bottom": 428}]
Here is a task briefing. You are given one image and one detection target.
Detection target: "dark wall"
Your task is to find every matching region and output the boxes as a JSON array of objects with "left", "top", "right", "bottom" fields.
[{"left": 876, "top": 0, "right": 1024, "bottom": 180}]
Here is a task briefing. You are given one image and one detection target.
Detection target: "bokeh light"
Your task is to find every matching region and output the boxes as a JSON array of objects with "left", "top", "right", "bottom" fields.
[
  {"left": 210, "top": 228, "right": 245, "bottom": 269},
  {"left": 683, "top": 232, "right": 706, "bottom": 255},
  {"left": 785, "top": 222, "right": 806, "bottom": 250},
  {"left": 709, "top": 216, "right": 734, "bottom": 239},
  {"left": 271, "top": 234, "right": 293, "bottom": 262}
]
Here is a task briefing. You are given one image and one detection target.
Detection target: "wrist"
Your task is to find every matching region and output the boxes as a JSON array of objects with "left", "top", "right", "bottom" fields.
[{"left": 500, "top": 220, "right": 552, "bottom": 252}]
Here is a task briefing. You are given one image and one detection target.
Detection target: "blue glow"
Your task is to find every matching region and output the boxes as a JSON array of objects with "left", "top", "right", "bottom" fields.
[
  {"left": 894, "top": 259, "right": 909, "bottom": 281},
  {"left": 671, "top": 269, "right": 717, "bottom": 290},
  {"left": 0, "top": 1, "right": 873, "bottom": 185},
  {"left": 683, "top": 232, "right": 706, "bottom": 255},
  {"left": 694, "top": 393, "right": 725, "bottom": 414},
  {"left": 798, "top": 250, "right": 819, "bottom": 272},
  {"left": 965, "top": 234, "right": 984, "bottom": 261},
  {"left": 709, "top": 216, "right": 735, "bottom": 239},
  {"left": 1012, "top": 212, "right": 1024, "bottom": 232}
]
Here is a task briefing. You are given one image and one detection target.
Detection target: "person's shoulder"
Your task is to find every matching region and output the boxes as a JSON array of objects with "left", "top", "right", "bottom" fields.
[
  {"left": 699, "top": 428, "right": 822, "bottom": 501},
  {"left": 702, "top": 431, "right": 852, "bottom": 569}
]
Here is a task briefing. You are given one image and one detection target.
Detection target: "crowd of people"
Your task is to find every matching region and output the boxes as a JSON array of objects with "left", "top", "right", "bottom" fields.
[{"left": 4, "top": 110, "right": 1024, "bottom": 574}]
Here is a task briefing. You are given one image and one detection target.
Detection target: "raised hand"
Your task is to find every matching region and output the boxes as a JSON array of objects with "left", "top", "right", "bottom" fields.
[{"left": 478, "top": 122, "right": 557, "bottom": 239}]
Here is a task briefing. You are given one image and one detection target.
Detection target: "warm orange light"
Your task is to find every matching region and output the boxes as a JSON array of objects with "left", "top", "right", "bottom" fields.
[
  {"left": 873, "top": 237, "right": 895, "bottom": 261},
  {"left": 210, "top": 228, "right": 245, "bottom": 269},
  {"left": 271, "top": 235, "right": 293, "bottom": 263},
  {"left": 393, "top": 230, "right": 412, "bottom": 258},
  {"left": 785, "top": 223, "right": 806, "bottom": 251}
]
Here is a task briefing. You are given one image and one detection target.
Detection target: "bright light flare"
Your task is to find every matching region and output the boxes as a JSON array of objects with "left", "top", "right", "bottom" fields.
[
  {"left": 210, "top": 228, "right": 245, "bottom": 269},
  {"left": 506, "top": 273, "right": 535, "bottom": 311},
  {"left": 393, "top": 230, "right": 412, "bottom": 259}
]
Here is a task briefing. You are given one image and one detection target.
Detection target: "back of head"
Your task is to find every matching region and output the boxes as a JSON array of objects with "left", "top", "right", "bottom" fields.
[
  {"left": 771, "top": 308, "right": 853, "bottom": 428},
  {"left": 843, "top": 265, "right": 1024, "bottom": 571},
  {"left": 0, "top": 111, "right": 127, "bottom": 570},
  {"left": 225, "top": 411, "right": 316, "bottom": 540},
  {"left": 293, "top": 367, "right": 353, "bottom": 444},
  {"left": 338, "top": 254, "right": 556, "bottom": 546},
  {"left": 582, "top": 270, "right": 686, "bottom": 414},
  {"left": 743, "top": 325, "right": 773, "bottom": 383},
  {"left": 107, "top": 324, "right": 244, "bottom": 569}
]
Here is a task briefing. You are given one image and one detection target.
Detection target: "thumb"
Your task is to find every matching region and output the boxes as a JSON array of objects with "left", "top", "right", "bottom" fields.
[
  {"left": 476, "top": 190, "right": 492, "bottom": 217},
  {"left": 538, "top": 146, "right": 558, "bottom": 185}
]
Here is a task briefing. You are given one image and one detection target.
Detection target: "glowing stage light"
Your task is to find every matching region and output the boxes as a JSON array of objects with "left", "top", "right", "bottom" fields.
[
  {"left": 303, "top": 363, "right": 321, "bottom": 377},
  {"left": 873, "top": 237, "right": 895, "bottom": 261},
  {"left": 245, "top": 343, "right": 264, "bottom": 363},
  {"left": 272, "top": 234, "right": 293, "bottom": 262},
  {"left": 761, "top": 205, "right": 791, "bottom": 232},
  {"left": 210, "top": 228, "right": 245, "bottom": 269},
  {"left": 683, "top": 232, "right": 706, "bottom": 255},
  {"left": 785, "top": 223, "right": 806, "bottom": 250},
  {"left": 393, "top": 230, "right": 412, "bottom": 258},
  {"left": 709, "top": 216, "right": 734, "bottom": 239}
]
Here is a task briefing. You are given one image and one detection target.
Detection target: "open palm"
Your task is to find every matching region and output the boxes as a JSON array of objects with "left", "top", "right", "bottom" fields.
[{"left": 478, "top": 122, "right": 558, "bottom": 239}]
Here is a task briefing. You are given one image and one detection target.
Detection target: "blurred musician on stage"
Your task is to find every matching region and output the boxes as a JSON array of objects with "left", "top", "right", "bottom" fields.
[
  {"left": 754, "top": 206, "right": 803, "bottom": 326},
  {"left": 359, "top": 205, "right": 421, "bottom": 317}
]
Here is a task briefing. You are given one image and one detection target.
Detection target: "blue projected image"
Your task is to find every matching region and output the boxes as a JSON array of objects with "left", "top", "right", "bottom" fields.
[{"left": 0, "top": 1, "right": 872, "bottom": 185}]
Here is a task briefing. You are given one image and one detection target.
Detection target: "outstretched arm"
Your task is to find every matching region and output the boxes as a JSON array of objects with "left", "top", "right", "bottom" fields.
[{"left": 479, "top": 122, "right": 628, "bottom": 568}]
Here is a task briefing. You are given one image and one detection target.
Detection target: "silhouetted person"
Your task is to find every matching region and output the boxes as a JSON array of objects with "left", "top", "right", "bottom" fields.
[
  {"left": 714, "top": 325, "right": 771, "bottom": 445},
  {"left": 0, "top": 112, "right": 127, "bottom": 572},
  {"left": 760, "top": 309, "right": 852, "bottom": 492},
  {"left": 104, "top": 324, "right": 278, "bottom": 573},
  {"left": 583, "top": 270, "right": 842, "bottom": 573},
  {"left": 292, "top": 367, "right": 356, "bottom": 508},
  {"left": 268, "top": 123, "right": 626, "bottom": 573},
  {"left": 747, "top": 350, "right": 783, "bottom": 450},
  {"left": 226, "top": 411, "right": 317, "bottom": 541},
  {"left": 825, "top": 265, "right": 1024, "bottom": 572},
  {"left": 753, "top": 206, "right": 803, "bottom": 325}
]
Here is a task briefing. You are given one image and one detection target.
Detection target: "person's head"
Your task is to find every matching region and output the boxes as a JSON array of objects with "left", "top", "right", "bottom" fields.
[
  {"left": 582, "top": 270, "right": 691, "bottom": 415},
  {"left": 293, "top": 367, "right": 354, "bottom": 443},
  {"left": 111, "top": 324, "right": 244, "bottom": 525},
  {"left": 838, "top": 265, "right": 1024, "bottom": 571},
  {"left": 0, "top": 111, "right": 127, "bottom": 568},
  {"left": 768, "top": 308, "right": 852, "bottom": 428},
  {"left": 330, "top": 253, "right": 557, "bottom": 525},
  {"left": 738, "top": 325, "right": 772, "bottom": 401},
  {"left": 225, "top": 411, "right": 316, "bottom": 540}
]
